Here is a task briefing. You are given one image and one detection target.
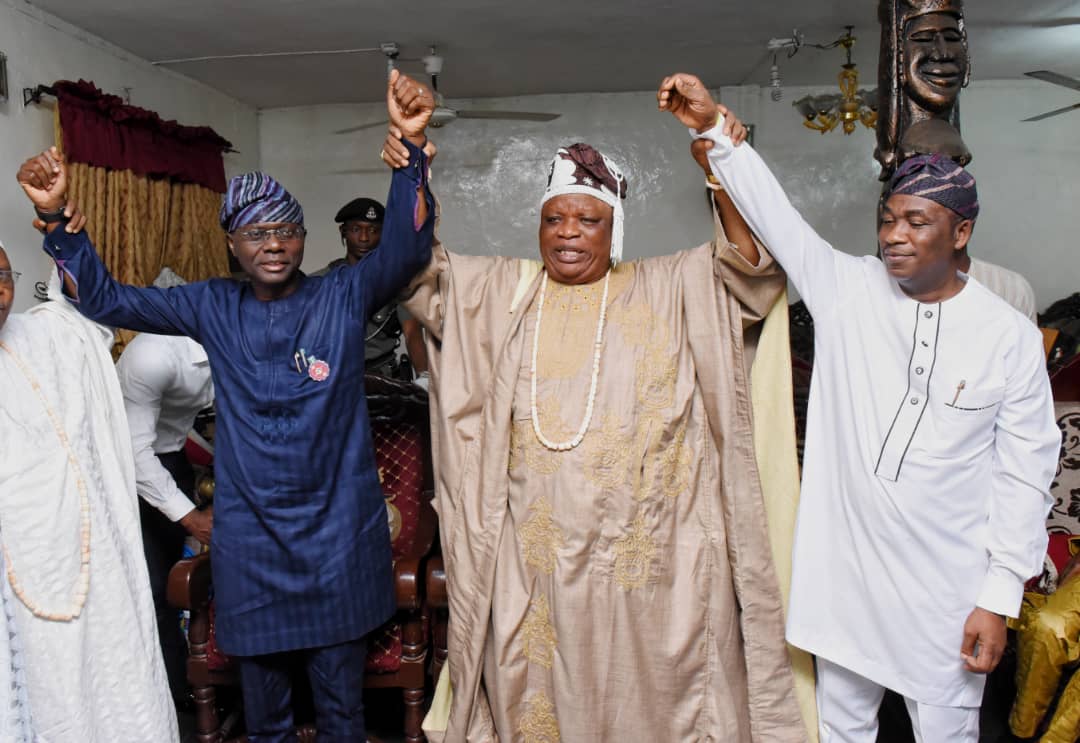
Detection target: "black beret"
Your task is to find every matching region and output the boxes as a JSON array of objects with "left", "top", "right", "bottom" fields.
[{"left": 335, "top": 198, "right": 385, "bottom": 224}]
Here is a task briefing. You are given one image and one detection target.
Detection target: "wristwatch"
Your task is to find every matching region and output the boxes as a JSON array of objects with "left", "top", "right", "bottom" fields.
[
  {"left": 706, "top": 174, "right": 724, "bottom": 193},
  {"left": 34, "top": 204, "right": 68, "bottom": 224}
]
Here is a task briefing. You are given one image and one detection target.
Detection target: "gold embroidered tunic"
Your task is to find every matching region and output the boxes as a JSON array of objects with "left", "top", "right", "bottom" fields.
[{"left": 405, "top": 236, "right": 806, "bottom": 742}]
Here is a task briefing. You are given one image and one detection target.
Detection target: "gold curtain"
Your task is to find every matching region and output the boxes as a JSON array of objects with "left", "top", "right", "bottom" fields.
[{"left": 56, "top": 112, "right": 229, "bottom": 287}]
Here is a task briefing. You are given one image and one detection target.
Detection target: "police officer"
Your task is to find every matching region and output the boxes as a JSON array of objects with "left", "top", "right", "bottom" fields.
[{"left": 316, "top": 197, "right": 428, "bottom": 379}]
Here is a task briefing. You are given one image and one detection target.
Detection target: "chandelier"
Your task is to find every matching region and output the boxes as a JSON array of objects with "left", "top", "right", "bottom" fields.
[{"left": 793, "top": 27, "right": 878, "bottom": 135}]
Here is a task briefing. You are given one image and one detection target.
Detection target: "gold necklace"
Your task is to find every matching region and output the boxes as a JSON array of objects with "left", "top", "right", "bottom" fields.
[
  {"left": 0, "top": 340, "right": 91, "bottom": 622},
  {"left": 530, "top": 270, "right": 611, "bottom": 451}
]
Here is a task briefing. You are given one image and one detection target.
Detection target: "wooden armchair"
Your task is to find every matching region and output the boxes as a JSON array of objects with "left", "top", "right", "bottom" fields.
[
  {"left": 425, "top": 555, "right": 448, "bottom": 684},
  {"left": 167, "top": 375, "right": 438, "bottom": 743}
]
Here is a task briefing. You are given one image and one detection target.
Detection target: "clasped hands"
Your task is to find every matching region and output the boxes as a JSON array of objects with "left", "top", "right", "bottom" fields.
[
  {"left": 382, "top": 72, "right": 750, "bottom": 176},
  {"left": 656, "top": 72, "right": 751, "bottom": 177},
  {"left": 15, "top": 147, "right": 88, "bottom": 234},
  {"left": 381, "top": 70, "right": 437, "bottom": 168}
]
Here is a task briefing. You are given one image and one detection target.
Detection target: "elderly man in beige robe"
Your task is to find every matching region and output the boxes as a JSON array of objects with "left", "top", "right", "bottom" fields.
[{"left": 382, "top": 116, "right": 808, "bottom": 741}]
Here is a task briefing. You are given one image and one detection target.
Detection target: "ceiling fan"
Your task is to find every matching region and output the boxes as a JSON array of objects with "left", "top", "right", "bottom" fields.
[
  {"left": 1022, "top": 70, "right": 1080, "bottom": 121},
  {"left": 335, "top": 47, "right": 560, "bottom": 134}
]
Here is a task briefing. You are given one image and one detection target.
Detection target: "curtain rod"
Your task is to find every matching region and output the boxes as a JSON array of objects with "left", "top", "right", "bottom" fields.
[
  {"left": 22, "top": 84, "right": 56, "bottom": 107},
  {"left": 20, "top": 82, "right": 240, "bottom": 154}
]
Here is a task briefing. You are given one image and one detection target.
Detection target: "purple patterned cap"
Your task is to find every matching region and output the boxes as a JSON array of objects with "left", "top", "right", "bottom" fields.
[
  {"left": 884, "top": 153, "right": 979, "bottom": 220},
  {"left": 220, "top": 172, "right": 304, "bottom": 233}
]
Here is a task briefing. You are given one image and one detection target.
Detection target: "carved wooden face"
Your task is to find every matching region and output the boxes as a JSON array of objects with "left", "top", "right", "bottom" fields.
[{"left": 902, "top": 13, "right": 969, "bottom": 113}]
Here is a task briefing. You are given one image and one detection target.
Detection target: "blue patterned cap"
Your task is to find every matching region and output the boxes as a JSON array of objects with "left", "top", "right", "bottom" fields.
[
  {"left": 220, "top": 172, "right": 304, "bottom": 233},
  {"left": 885, "top": 154, "right": 979, "bottom": 221}
]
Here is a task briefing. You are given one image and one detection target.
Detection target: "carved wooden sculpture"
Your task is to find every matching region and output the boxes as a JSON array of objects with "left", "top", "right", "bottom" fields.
[{"left": 876, "top": 0, "right": 970, "bottom": 179}]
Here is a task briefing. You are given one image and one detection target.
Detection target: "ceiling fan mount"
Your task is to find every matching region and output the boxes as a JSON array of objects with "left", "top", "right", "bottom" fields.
[{"left": 334, "top": 45, "right": 561, "bottom": 135}]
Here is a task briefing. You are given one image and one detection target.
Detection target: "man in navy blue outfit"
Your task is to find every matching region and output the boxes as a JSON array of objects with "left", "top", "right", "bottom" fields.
[{"left": 15, "top": 69, "right": 436, "bottom": 742}]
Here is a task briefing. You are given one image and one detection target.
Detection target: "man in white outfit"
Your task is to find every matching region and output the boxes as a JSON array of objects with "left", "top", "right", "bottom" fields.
[
  {"left": 0, "top": 233, "right": 177, "bottom": 742},
  {"left": 116, "top": 305, "right": 214, "bottom": 707},
  {"left": 657, "top": 72, "right": 1060, "bottom": 742}
]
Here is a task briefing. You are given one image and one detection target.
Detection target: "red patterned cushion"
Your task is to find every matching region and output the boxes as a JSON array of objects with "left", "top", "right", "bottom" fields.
[
  {"left": 372, "top": 420, "right": 424, "bottom": 559},
  {"left": 206, "top": 600, "right": 233, "bottom": 671},
  {"left": 1028, "top": 534, "right": 1080, "bottom": 594},
  {"left": 364, "top": 622, "right": 403, "bottom": 674}
]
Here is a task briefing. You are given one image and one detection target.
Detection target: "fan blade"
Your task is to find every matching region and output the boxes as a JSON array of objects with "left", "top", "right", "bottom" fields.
[
  {"left": 455, "top": 110, "right": 561, "bottom": 122},
  {"left": 1024, "top": 71, "right": 1080, "bottom": 92},
  {"left": 334, "top": 120, "right": 389, "bottom": 135},
  {"left": 1022, "top": 102, "right": 1080, "bottom": 122}
]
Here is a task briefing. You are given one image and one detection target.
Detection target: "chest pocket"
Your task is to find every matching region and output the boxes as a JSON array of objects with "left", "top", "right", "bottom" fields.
[
  {"left": 928, "top": 383, "right": 1004, "bottom": 459},
  {"left": 289, "top": 345, "right": 334, "bottom": 388}
]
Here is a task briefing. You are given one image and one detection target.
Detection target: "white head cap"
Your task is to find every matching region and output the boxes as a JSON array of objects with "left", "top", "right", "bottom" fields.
[{"left": 540, "top": 143, "right": 628, "bottom": 265}]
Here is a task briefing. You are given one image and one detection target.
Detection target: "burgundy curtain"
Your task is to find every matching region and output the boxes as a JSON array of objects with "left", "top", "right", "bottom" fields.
[{"left": 54, "top": 80, "right": 233, "bottom": 193}]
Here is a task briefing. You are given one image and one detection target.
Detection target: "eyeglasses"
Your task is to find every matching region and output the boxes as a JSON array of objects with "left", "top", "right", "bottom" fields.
[
  {"left": 0, "top": 270, "right": 21, "bottom": 288},
  {"left": 234, "top": 226, "right": 307, "bottom": 245}
]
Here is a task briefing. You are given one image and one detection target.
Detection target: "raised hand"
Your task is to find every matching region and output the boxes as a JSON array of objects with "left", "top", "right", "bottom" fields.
[
  {"left": 17, "top": 146, "right": 68, "bottom": 212},
  {"left": 387, "top": 69, "right": 434, "bottom": 145},
  {"left": 657, "top": 73, "right": 722, "bottom": 132},
  {"left": 690, "top": 109, "right": 749, "bottom": 172},
  {"left": 380, "top": 124, "right": 438, "bottom": 169}
]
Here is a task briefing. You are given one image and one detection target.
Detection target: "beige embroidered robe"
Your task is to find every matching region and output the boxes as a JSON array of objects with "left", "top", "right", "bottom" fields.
[{"left": 405, "top": 233, "right": 806, "bottom": 742}]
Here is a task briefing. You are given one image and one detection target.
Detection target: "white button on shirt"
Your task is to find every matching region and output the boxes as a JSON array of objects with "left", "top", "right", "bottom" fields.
[
  {"left": 116, "top": 333, "right": 214, "bottom": 522},
  {"left": 697, "top": 122, "right": 1060, "bottom": 707}
]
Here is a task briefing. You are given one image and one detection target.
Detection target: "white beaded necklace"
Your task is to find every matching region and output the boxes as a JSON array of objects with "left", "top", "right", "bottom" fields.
[
  {"left": 0, "top": 340, "right": 91, "bottom": 622},
  {"left": 530, "top": 269, "right": 611, "bottom": 452}
]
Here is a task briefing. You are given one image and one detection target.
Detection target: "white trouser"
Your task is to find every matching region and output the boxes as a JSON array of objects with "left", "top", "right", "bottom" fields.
[{"left": 816, "top": 658, "right": 979, "bottom": 743}]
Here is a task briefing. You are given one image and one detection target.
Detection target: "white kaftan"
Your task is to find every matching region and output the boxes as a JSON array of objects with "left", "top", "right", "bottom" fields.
[
  {"left": 0, "top": 297, "right": 177, "bottom": 742},
  {"left": 697, "top": 122, "right": 1060, "bottom": 707}
]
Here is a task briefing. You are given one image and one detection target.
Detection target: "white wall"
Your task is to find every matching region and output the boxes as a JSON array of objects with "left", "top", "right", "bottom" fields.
[
  {"left": 0, "top": 0, "right": 260, "bottom": 312},
  {"left": 261, "top": 78, "right": 1080, "bottom": 312}
]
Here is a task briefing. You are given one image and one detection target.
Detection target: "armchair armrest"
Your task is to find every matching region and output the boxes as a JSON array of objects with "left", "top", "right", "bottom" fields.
[
  {"left": 426, "top": 555, "right": 447, "bottom": 610},
  {"left": 394, "top": 557, "right": 424, "bottom": 611},
  {"left": 167, "top": 552, "right": 212, "bottom": 611}
]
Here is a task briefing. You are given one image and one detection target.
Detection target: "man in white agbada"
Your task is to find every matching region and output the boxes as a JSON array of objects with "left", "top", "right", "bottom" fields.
[
  {"left": 657, "top": 73, "right": 1060, "bottom": 741},
  {"left": 0, "top": 235, "right": 177, "bottom": 742}
]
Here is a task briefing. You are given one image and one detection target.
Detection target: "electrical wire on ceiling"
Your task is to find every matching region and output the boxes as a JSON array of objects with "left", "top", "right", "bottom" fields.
[{"left": 152, "top": 47, "right": 416, "bottom": 66}]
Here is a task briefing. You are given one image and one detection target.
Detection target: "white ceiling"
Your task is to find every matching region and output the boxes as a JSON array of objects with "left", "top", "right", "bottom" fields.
[{"left": 25, "top": 0, "right": 1080, "bottom": 109}]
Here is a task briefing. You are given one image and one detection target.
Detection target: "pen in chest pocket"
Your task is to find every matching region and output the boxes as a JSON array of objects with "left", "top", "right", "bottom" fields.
[{"left": 950, "top": 379, "right": 966, "bottom": 406}]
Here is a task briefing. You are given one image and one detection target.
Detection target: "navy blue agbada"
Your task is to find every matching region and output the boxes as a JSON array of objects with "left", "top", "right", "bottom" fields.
[{"left": 40, "top": 141, "right": 434, "bottom": 656}]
